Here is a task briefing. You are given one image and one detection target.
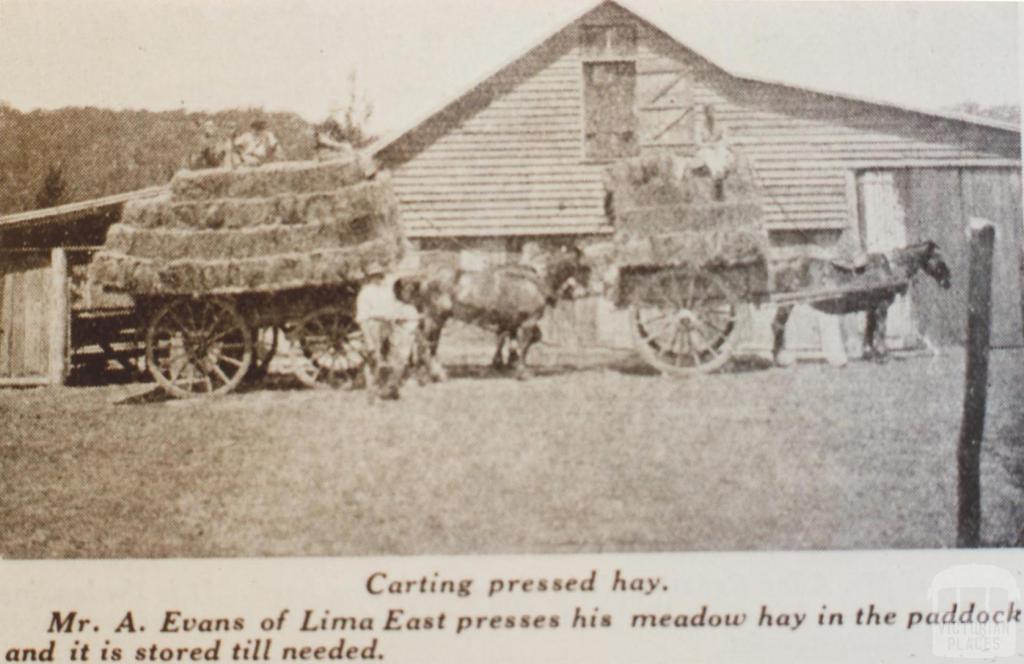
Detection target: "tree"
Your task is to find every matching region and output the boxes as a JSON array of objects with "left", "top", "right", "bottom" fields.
[
  {"left": 35, "top": 163, "right": 68, "bottom": 209},
  {"left": 325, "top": 71, "right": 376, "bottom": 148},
  {"left": 947, "top": 102, "right": 1021, "bottom": 126}
]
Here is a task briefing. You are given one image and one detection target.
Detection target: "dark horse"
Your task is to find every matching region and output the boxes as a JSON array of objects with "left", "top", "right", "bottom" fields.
[
  {"left": 771, "top": 241, "right": 952, "bottom": 364},
  {"left": 412, "top": 247, "right": 590, "bottom": 379}
]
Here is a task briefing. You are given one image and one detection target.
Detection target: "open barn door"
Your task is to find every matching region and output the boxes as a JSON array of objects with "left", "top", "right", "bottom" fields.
[{"left": 856, "top": 170, "right": 916, "bottom": 349}]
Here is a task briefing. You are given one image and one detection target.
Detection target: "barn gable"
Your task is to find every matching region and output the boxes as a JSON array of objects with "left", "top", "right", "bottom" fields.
[{"left": 375, "top": 0, "right": 1020, "bottom": 243}]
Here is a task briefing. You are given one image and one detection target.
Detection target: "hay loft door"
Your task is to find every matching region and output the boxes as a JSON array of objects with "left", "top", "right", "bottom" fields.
[{"left": 856, "top": 170, "right": 915, "bottom": 348}]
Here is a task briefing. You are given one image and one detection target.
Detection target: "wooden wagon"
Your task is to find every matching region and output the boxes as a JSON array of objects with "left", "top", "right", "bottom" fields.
[
  {"left": 610, "top": 201, "right": 920, "bottom": 377},
  {"left": 87, "top": 157, "right": 403, "bottom": 398}
]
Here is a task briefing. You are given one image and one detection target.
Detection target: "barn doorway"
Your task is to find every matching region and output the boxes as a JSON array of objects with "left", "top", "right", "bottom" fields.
[
  {"left": 855, "top": 166, "right": 1023, "bottom": 348},
  {"left": 856, "top": 171, "right": 915, "bottom": 348}
]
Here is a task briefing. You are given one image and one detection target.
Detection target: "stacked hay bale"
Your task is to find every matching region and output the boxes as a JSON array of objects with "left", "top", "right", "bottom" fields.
[
  {"left": 604, "top": 152, "right": 769, "bottom": 303},
  {"left": 89, "top": 158, "right": 404, "bottom": 295}
]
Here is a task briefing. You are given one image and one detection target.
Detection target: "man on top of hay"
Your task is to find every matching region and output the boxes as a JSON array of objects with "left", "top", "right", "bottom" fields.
[
  {"left": 234, "top": 118, "right": 284, "bottom": 166},
  {"left": 693, "top": 105, "right": 735, "bottom": 200},
  {"left": 314, "top": 117, "right": 356, "bottom": 161},
  {"left": 190, "top": 120, "right": 231, "bottom": 169}
]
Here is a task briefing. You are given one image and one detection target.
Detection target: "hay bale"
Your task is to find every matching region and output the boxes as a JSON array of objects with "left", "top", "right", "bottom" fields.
[
  {"left": 615, "top": 226, "right": 768, "bottom": 271},
  {"left": 169, "top": 156, "right": 374, "bottom": 201},
  {"left": 102, "top": 209, "right": 398, "bottom": 262},
  {"left": 605, "top": 153, "right": 762, "bottom": 235},
  {"left": 123, "top": 178, "right": 396, "bottom": 230},
  {"left": 88, "top": 234, "right": 404, "bottom": 295}
]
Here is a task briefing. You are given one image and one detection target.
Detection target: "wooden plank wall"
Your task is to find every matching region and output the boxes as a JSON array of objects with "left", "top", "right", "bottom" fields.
[
  {"left": 386, "top": 35, "right": 608, "bottom": 238},
  {"left": 0, "top": 252, "right": 52, "bottom": 381},
  {"left": 905, "top": 167, "right": 1023, "bottom": 347}
]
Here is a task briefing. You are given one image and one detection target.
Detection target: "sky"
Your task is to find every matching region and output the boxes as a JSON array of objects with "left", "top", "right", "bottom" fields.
[{"left": 0, "top": 0, "right": 1019, "bottom": 135}]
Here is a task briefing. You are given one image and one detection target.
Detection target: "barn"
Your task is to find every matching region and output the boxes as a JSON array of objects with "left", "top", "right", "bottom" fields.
[{"left": 372, "top": 0, "right": 1022, "bottom": 355}]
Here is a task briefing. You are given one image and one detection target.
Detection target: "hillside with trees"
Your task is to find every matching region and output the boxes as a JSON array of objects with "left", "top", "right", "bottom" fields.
[{"left": 0, "top": 106, "right": 323, "bottom": 215}]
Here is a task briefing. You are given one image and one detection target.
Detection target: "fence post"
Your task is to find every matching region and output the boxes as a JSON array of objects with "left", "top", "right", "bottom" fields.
[
  {"left": 48, "top": 247, "right": 69, "bottom": 387},
  {"left": 957, "top": 218, "right": 995, "bottom": 548}
]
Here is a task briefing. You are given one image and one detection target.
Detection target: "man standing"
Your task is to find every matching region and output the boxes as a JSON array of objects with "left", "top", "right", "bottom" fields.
[
  {"left": 355, "top": 270, "right": 420, "bottom": 400},
  {"left": 234, "top": 118, "right": 284, "bottom": 166}
]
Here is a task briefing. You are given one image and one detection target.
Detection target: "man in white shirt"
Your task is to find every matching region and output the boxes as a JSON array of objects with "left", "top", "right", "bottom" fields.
[
  {"left": 356, "top": 270, "right": 420, "bottom": 400},
  {"left": 233, "top": 119, "right": 283, "bottom": 166}
]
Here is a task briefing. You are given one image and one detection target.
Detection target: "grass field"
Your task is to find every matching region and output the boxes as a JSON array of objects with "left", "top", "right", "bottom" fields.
[{"left": 1, "top": 343, "right": 1021, "bottom": 559}]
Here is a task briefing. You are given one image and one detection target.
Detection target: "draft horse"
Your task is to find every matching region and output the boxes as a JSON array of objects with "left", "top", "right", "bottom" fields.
[
  {"left": 414, "top": 246, "right": 591, "bottom": 380},
  {"left": 771, "top": 241, "right": 952, "bottom": 364}
]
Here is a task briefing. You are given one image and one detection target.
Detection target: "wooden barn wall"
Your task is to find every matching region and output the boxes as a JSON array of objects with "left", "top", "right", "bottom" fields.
[
  {"left": 902, "top": 167, "right": 1023, "bottom": 347},
  {"left": 381, "top": 5, "right": 1018, "bottom": 246}
]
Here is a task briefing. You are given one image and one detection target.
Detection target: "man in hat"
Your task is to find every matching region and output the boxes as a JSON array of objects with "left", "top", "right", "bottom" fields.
[
  {"left": 190, "top": 120, "right": 229, "bottom": 169},
  {"left": 314, "top": 117, "right": 356, "bottom": 161},
  {"left": 233, "top": 118, "right": 284, "bottom": 166}
]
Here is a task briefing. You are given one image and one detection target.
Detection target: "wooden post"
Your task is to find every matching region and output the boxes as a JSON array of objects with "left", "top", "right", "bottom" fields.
[
  {"left": 957, "top": 218, "right": 995, "bottom": 548},
  {"left": 48, "top": 247, "right": 69, "bottom": 386}
]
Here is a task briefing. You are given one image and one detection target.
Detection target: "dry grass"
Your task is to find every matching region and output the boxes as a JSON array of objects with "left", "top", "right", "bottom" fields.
[{"left": 1, "top": 344, "right": 1021, "bottom": 559}]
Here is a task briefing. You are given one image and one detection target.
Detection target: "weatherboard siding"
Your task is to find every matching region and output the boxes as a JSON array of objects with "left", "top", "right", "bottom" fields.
[
  {"left": 388, "top": 45, "right": 608, "bottom": 238},
  {"left": 382, "top": 7, "right": 1019, "bottom": 240}
]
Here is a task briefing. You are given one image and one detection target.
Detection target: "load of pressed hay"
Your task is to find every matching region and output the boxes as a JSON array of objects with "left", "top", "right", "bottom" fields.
[
  {"left": 89, "top": 158, "right": 403, "bottom": 295},
  {"left": 89, "top": 235, "right": 403, "bottom": 295},
  {"left": 605, "top": 154, "right": 767, "bottom": 270}
]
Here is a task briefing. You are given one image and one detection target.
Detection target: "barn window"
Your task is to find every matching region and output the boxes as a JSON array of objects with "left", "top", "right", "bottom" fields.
[
  {"left": 583, "top": 61, "right": 639, "bottom": 160},
  {"left": 581, "top": 24, "right": 637, "bottom": 58}
]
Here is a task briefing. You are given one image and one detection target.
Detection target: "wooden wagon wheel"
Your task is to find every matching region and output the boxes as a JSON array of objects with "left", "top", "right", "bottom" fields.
[
  {"left": 290, "top": 304, "right": 366, "bottom": 389},
  {"left": 145, "top": 297, "right": 253, "bottom": 398},
  {"left": 630, "top": 271, "right": 740, "bottom": 376},
  {"left": 246, "top": 326, "right": 279, "bottom": 381}
]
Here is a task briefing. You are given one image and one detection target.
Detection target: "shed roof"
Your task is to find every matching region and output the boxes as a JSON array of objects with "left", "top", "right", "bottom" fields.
[
  {"left": 0, "top": 186, "right": 164, "bottom": 233},
  {"left": 371, "top": 0, "right": 1019, "bottom": 161}
]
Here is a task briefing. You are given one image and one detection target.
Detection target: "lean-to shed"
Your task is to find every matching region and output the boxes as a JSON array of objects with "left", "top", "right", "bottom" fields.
[
  {"left": 0, "top": 188, "right": 161, "bottom": 385},
  {"left": 373, "top": 0, "right": 1022, "bottom": 351}
]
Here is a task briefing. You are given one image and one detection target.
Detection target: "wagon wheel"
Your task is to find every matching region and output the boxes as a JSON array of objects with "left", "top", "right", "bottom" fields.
[
  {"left": 246, "top": 326, "right": 279, "bottom": 381},
  {"left": 145, "top": 297, "right": 253, "bottom": 398},
  {"left": 290, "top": 304, "right": 366, "bottom": 389},
  {"left": 630, "top": 271, "right": 740, "bottom": 376}
]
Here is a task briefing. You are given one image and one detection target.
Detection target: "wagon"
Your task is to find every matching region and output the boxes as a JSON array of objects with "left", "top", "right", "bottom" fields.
[
  {"left": 611, "top": 201, "right": 771, "bottom": 377},
  {"left": 88, "top": 157, "right": 403, "bottom": 398},
  {"left": 604, "top": 155, "right": 773, "bottom": 377}
]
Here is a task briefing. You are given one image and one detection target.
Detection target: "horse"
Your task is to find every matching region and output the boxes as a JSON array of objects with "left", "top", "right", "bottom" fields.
[
  {"left": 770, "top": 240, "right": 952, "bottom": 364},
  {"left": 413, "top": 246, "right": 591, "bottom": 380}
]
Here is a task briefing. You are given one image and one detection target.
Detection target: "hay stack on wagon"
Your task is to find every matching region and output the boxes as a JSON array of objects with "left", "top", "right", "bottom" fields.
[
  {"left": 89, "top": 157, "right": 404, "bottom": 295},
  {"left": 605, "top": 153, "right": 767, "bottom": 271},
  {"left": 603, "top": 153, "right": 770, "bottom": 306}
]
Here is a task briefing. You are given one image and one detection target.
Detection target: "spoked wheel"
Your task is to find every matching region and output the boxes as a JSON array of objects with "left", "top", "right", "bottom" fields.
[
  {"left": 630, "top": 271, "right": 740, "bottom": 376},
  {"left": 145, "top": 297, "right": 253, "bottom": 398},
  {"left": 247, "top": 326, "right": 279, "bottom": 381},
  {"left": 290, "top": 304, "right": 366, "bottom": 388}
]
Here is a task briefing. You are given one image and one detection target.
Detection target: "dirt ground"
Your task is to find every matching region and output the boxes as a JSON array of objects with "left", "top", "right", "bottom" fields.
[{"left": 1, "top": 340, "right": 1021, "bottom": 559}]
